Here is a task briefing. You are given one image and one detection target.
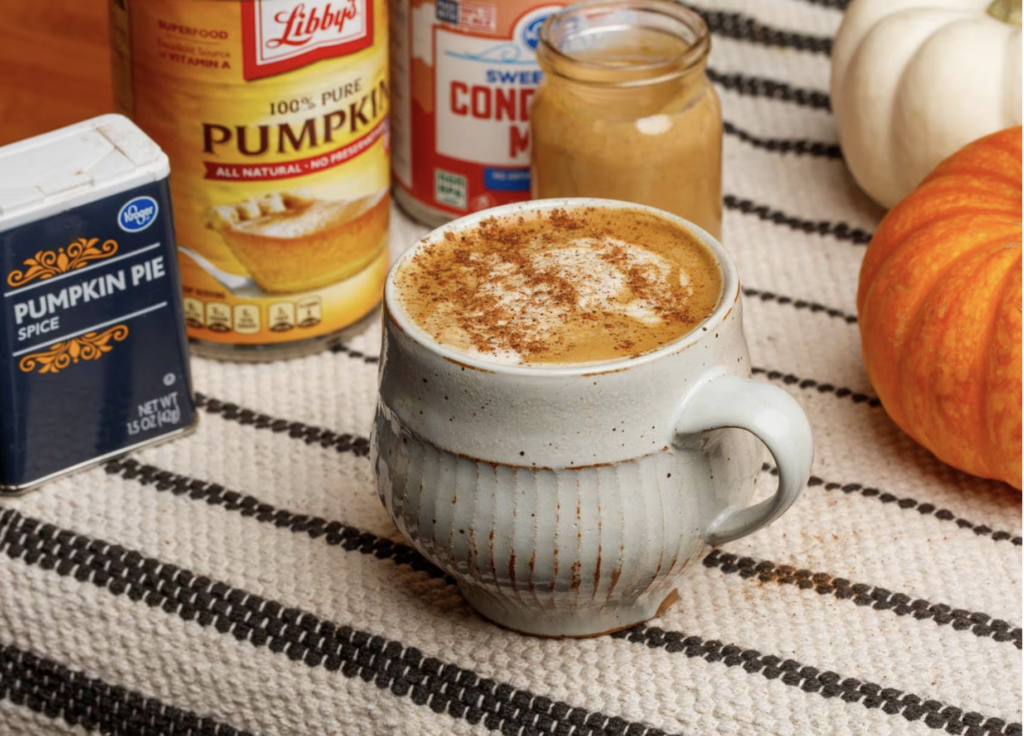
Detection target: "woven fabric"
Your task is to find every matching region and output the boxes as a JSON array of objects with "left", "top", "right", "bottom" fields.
[{"left": 1, "top": 1, "right": 1020, "bottom": 734}]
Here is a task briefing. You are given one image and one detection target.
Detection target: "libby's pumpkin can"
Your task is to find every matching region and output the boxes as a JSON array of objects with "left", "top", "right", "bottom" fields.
[{"left": 110, "top": 0, "right": 390, "bottom": 359}]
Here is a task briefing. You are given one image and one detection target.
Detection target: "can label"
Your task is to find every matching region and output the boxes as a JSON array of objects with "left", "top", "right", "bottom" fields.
[
  {"left": 0, "top": 181, "right": 195, "bottom": 488},
  {"left": 111, "top": 0, "right": 390, "bottom": 346},
  {"left": 390, "top": 0, "right": 561, "bottom": 218}
]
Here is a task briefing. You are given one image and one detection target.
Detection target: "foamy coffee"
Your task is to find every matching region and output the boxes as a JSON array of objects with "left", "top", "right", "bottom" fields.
[{"left": 394, "top": 207, "right": 723, "bottom": 365}]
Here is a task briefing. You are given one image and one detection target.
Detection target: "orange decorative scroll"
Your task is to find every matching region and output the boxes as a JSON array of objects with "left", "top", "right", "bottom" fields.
[
  {"left": 7, "top": 238, "right": 119, "bottom": 288},
  {"left": 19, "top": 325, "right": 130, "bottom": 375}
]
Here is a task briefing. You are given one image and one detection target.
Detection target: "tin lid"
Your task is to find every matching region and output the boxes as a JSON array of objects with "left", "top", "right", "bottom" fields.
[{"left": 0, "top": 114, "right": 171, "bottom": 232}]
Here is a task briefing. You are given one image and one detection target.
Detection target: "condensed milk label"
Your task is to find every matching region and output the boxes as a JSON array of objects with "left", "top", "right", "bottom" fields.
[
  {"left": 390, "top": 0, "right": 561, "bottom": 218},
  {"left": 111, "top": 0, "right": 390, "bottom": 348}
]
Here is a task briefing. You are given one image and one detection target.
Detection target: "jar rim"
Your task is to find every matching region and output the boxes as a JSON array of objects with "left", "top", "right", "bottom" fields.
[{"left": 537, "top": 0, "right": 711, "bottom": 87}]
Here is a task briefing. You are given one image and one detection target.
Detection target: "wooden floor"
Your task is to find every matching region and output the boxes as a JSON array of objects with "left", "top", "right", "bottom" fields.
[{"left": 0, "top": 0, "right": 114, "bottom": 146}]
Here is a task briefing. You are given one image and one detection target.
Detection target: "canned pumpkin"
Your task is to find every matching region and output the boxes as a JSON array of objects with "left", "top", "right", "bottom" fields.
[{"left": 110, "top": 0, "right": 390, "bottom": 358}]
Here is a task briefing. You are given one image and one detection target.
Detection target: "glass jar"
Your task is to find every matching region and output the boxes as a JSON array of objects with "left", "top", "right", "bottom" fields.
[{"left": 531, "top": 0, "right": 722, "bottom": 239}]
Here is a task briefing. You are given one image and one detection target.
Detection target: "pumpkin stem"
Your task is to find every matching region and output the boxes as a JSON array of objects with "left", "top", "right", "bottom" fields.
[{"left": 987, "top": 0, "right": 1022, "bottom": 25}]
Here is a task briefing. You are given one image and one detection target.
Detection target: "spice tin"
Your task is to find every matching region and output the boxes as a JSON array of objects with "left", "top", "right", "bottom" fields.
[
  {"left": 110, "top": 0, "right": 390, "bottom": 360},
  {"left": 0, "top": 115, "right": 197, "bottom": 493},
  {"left": 390, "top": 0, "right": 563, "bottom": 227}
]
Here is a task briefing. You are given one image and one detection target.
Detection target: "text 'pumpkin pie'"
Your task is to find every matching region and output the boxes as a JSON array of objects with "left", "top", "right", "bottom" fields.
[{"left": 204, "top": 189, "right": 389, "bottom": 294}]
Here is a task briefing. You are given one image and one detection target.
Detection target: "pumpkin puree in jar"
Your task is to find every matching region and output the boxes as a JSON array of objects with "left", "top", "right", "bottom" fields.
[{"left": 530, "top": 1, "right": 722, "bottom": 239}]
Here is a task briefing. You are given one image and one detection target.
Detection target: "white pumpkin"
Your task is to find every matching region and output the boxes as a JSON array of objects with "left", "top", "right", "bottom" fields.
[{"left": 831, "top": 0, "right": 1022, "bottom": 209}]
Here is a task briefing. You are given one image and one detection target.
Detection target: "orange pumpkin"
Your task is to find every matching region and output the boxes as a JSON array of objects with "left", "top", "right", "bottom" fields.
[{"left": 858, "top": 127, "right": 1022, "bottom": 490}]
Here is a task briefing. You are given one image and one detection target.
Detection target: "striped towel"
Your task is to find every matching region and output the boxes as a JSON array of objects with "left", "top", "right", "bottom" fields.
[{"left": 1, "top": 1, "right": 1020, "bottom": 734}]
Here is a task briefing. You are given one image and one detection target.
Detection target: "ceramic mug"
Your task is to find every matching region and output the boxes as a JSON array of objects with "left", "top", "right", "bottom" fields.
[{"left": 371, "top": 198, "right": 813, "bottom": 637}]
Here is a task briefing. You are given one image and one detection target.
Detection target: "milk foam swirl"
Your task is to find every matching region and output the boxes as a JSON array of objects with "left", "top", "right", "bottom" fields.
[{"left": 395, "top": 207, "right": 722, "bottom": 366}]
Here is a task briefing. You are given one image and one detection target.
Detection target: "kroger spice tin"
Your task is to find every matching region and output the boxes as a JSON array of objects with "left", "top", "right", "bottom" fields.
[
  {"left": 0, "top": 115, "right": 197, "bottom": 493},
  {"left": 110, "top": 0, "right": 390, "bottom": 360},
  {"left": 389, "top": 0, "right": 563, "bottom": 227}
]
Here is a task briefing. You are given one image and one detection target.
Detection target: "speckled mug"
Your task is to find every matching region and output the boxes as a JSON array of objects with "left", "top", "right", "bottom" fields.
[{"left": 371, "top": 198, "right": 813, "bottom": 637}]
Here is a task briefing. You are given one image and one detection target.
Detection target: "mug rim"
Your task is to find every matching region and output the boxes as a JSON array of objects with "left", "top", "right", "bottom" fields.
[{"left": 385, "top": 198, "right": 741, "bottom": 377}]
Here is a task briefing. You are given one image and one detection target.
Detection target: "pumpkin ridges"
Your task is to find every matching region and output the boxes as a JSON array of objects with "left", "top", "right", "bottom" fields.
[
  {"left": 929, "top": 120, "right": 1022, "bottom": 159},
  {"left": 895, "top": 243, "right": 1022, "bottom": 482},
  {"left": 930, "top": 167, "right": 1022, "bottom": 191},
  {"left": 835, "top": 7, "right": 968, "bottom": 208},
  {"left": 860, "top": 220, "right": 1020, "bottom": 430},
  {"left": 858, "top": 127, "right": 1022, "bottom": 489},
  {"left": 983, "top": 254, "right": 1023, "bottom": 488},
  {"left": 921, "top": 128, "right": 1023, "bottom": 188},
  {"left": 858, "top": 213, "right": 1020, "bottom": 333},
  {"left": 858, "top": 182, "right": 1019, "bottom": 299},
  {"left": 834, "top": 0, "right": 1020, "bottom": 209},
  {"left": 860, "top": 127, "right": 1021, "bottom": 292}
]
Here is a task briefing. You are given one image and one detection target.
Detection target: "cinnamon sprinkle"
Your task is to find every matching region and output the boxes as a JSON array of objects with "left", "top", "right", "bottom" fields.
[{"left": 396, "top": 207, "right": 722, "bottom": 365}]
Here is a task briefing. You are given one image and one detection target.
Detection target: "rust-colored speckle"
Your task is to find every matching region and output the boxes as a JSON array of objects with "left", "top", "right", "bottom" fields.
[
  {"left": 657, "top": 589, "right": 680, "bottom": 617},
  {"left": 488, "top": 530, "right": 498, "bottom": 590},
  {"left": 474, "top": 611, "right": 663, "bottom": 639},
  {"left": 442, "top": 354, "right": 495, "bottom": 373},
  {"left": 722, "top": 293, "right": 738, "bottom": 323},
  {"left": 454, "top": 452, "right": 554, "bottom": 470},
  {"left": 527, "top": 550, "right": 544, "bottom": 608},
  {"left": 652, "top": 551, "right": 665, "bottom": 583},
  {"left": 607, "top": 566, "right": 623, "bottom": 597},
  {"left": 581, "top": 365, "right": 631, "bottom": 378},
  {"left": 570, "top": 560, "right": 582, "bottom": 592},
  {"left": 591, "top": 547, "right": 603, "bottom": 601}
]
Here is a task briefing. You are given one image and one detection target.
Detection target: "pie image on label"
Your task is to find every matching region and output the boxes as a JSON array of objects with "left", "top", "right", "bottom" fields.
[{"left": 204, "top": 189, "right": 389, "bottom": 294}]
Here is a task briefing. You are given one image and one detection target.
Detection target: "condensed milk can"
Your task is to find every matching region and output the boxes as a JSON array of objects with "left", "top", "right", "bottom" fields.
[
  {"left": 390, "top": 0, "right": 564, "bottom": 226},
  {"left": 0, "top": 115, "right": 197, "bottom": 493}
]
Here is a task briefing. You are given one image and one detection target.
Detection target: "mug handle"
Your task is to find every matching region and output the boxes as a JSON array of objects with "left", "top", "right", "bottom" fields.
[{"left": 675, "top": 375, "right": 814, "bottom": 547}]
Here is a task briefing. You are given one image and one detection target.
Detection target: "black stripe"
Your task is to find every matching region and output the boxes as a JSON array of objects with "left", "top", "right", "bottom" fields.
[
  {"left": 194, "top": 382, "right": 1018, "bottom": 548},
  {"left": 105, "top": 456, "right": 1021, "bottom": 658},
  {"left": 5, "top": 510, "right": 1017, "bottom": 736},
  {"left": 723, "top": 121, "right": 842, "bottom": 159},
  {"left": 724, "top": 195, "right": 874, "bottom": 245},
  {"left": 795, "top": 0, "right": 849, "bottom": 10},
  {"left": 330, "top": 343, "right": 380, "bottom": 364},
  {"left": 698, "top": 7, "right": 832, "bottom": 55},
  {"left": 0, "top": 643, "right": 254, "bottom": 736},
  {"left": 743, "top": 287, "right": 857, "bottom": 323},
  {"left": 0, "top": 509, "right": 677, "bottom": 736},
  {"left": 197, "top": 369, "right": 1017, "bottom": 549},
  {"left": 704, "top": 550, "right": 1022, "bottom": 649},
  {"left": 337, "top": 345, "right": 380, "bottom": 363},
  {"left": 612, "top": 624, "right": 1019, "bottom": 735},
  {"left": 707, "top": 68, "right": 831, "bottom": 109},
  {"left": 194, "top": 392, "right": 370, "bottom": 457},
  {"left": 774, "top": 465, "right": 1024, "bottom": 546},
  {"left": 104, "top": 458, "right": 448, "bottom": 582},
  {"left": 751, "top": 367, "right": 881, "bottom": 407}
]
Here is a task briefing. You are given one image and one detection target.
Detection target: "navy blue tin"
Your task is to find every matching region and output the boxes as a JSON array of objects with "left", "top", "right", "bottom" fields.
[{"left": 0, "top": 115, "right": 196, "bottom": 492}]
